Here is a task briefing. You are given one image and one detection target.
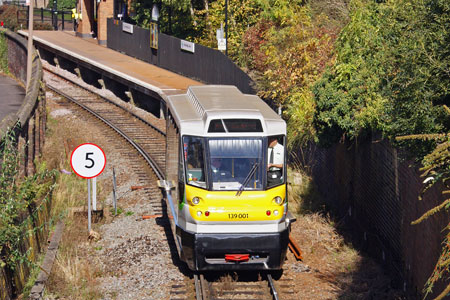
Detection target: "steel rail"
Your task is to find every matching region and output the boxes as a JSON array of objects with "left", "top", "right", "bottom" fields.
[
  {"left": 199, "top": 274, "right": 209, "bottom": 300},
  {"left": 194, "top": 274, "right": 203, "bottom": 300},
  {"left": 43, "top": 66, "right": 166, "bottom": 137},
  {"left": 267, "top": 274, "right": 279, "bottom": 300},
  {"left": 46, "top": 84, "right": 165, "bottom": 180}
]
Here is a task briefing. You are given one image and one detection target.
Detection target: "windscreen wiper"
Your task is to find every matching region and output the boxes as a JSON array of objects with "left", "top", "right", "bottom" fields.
[{"left": 236, "top": 162, "right": 258, "bottom": 196}]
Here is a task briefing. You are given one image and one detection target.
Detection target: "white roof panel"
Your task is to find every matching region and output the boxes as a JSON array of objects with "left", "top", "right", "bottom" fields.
[{"left": 166, "top": 85, "right": 286, "bottom": 136}]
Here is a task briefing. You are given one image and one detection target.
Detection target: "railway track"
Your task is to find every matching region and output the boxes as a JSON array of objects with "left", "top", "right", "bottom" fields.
[
  {"left": 193, "top": 272, "right": 295, "bottom": 300},
  {"left": 169, "top": 272, "right": 296, "bottom": 300},
  {"left": 44, "top": 66, "right": 297, "bottom": 299},
  {"left": 44, "top": 67, "right": 166, "bottom": 215}
]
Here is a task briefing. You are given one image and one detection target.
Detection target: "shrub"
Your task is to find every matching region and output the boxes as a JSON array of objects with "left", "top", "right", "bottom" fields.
[{"left": 0, "top": 128, "right": 56, "bottom": 273}]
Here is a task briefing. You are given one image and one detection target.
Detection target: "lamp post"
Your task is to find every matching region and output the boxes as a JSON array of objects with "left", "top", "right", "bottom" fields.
[
  {"left": 53, "top": 0, "right": 58, "bottom": 30},
  {"left": 225, "top": 0, "right": 228, "bottom": 56},
  {"left": 26, "top": 0, "right": 34, "bottom": 90},
  {"left": 152, "top": 3, "right": 160, "bottom": 25}
]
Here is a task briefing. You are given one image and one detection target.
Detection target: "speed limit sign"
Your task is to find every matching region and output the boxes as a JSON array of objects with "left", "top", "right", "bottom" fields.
[{"left": 70, "top": 143, "right": 106, "bottom": 179}]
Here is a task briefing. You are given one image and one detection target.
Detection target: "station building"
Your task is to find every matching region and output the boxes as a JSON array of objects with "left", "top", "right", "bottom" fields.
[{"left": 74, "top": 0, "right": 129, "bottom": 45}]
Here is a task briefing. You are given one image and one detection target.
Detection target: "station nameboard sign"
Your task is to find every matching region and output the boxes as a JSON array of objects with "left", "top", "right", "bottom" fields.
[
  {"left": 122, "top": 22, "right": 133, "bottom": 34},
  {"left": 181, "top": 40, "right": 195, "bottom": 53}
]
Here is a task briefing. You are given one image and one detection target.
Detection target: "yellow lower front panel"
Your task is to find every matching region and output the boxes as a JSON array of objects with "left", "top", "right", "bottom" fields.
[{"left": 185, "top": 184, "right": 286, "bottom": 222}]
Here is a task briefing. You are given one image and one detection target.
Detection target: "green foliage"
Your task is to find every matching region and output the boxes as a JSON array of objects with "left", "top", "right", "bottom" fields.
[
  {"left": 132, "top": 0, "right": 196, "bottom": 39},
  {"left": 56, "top": 0, "right": 76, "bottom": 11},
  {"left": 0, "top": 128, "right": 56, "bottom": 273},
  {"left": 313, "top": 0, "right": 450, "bottom": 156},
  {"left": 192, "top": 0, "right": 263, "bottom": 59},
  {"left": 131, "top": 0, "right": 263, "bottom": 57},
  {"left": 0, "top": 31, "right": 8, "bottom": 74}
]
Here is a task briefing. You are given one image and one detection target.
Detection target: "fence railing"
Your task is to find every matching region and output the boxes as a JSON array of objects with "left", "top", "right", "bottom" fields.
[
  {"left": 107, "top": 19, "right": 255, "bottom": 94},
  {"left": 0, "top": 28, "right": 48, "bottom": 300},
  {"left": 3, "top": 2, "right": 73, "bottom": 31}
]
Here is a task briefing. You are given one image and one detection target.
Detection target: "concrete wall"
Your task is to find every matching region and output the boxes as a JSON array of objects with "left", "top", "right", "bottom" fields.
[
  {"left": 303, "top": 136, "right": 448, "bottom": 298},
  {"left": 0, "top": 29, "right": 47, "bottom": 300}
]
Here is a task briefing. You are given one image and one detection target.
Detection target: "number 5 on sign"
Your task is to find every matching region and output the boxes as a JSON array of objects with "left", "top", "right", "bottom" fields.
[{"left": 71, "top": 143, "right": 106, "bottom": 179}]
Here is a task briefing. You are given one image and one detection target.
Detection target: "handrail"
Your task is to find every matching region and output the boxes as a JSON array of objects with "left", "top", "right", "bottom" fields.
[{"left": 0, "top": 28, "right": 42, "bottom": 138}]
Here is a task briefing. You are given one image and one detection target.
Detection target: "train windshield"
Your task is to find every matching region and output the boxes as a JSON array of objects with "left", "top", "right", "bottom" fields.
[{"left": 208, "top": 138, "right": 263, "bottom": 191}]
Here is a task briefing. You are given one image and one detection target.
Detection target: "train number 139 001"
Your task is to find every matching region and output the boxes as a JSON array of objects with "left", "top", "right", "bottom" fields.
[{"left": 228, "top": 213, "right": 249, "bottom": 219}]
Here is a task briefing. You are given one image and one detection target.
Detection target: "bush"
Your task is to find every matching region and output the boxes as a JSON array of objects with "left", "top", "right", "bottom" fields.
[
  {"left": 0, "top": 4, "right": 21, "bottom": 31},
  {"left": 313, "top": 0, "right": 450, "bottom": 158}
]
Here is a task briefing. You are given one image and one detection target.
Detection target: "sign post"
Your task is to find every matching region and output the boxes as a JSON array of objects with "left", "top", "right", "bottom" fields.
[
  {"left": 70, "top": 143, "right": 106, "bottom": 232},
  {"left": 87, "top": 178, "right": 91, "bottom": 231}
]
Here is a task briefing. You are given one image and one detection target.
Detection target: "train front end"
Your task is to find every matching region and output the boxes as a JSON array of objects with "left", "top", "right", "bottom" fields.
[{"left": 164, "top": 86, "right": 294, "bottom": 271}]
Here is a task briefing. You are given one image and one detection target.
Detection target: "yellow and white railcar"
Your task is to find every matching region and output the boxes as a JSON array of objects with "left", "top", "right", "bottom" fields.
[{"left": 164, "top": 85, "right": 295, "bottom": 271}]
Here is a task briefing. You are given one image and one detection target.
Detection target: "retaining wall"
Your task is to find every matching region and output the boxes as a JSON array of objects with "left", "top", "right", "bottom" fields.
[
  {"left": 0, "top": 29, "right": 48, "bottom": 300},
  {"left": 304, "top": 136, "right": 448, "bottom": 299}
]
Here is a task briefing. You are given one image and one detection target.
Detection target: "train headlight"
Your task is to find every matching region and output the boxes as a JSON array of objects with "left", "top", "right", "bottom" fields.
[
  {"left": 192, "top": 197, "right": 200, "bottom": 205},
  {"left": 273, "top": 196, "right": 284, "bottom": 205}
]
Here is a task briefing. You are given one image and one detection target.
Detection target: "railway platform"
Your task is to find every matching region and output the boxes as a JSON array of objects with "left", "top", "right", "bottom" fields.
[
  {"left": 18, "top": 30, "right": 202, "bottom": 97},
  {"left": 0, "top": 74, "right": 25, "bottom": 122}
]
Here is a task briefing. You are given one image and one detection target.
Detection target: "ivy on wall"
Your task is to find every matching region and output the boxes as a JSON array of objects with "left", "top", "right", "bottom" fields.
[{"left": 0, "top": 31, "right": 8, "bottom": 74}]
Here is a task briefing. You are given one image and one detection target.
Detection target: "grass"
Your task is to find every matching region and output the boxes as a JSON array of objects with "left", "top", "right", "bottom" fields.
[
  {"left": 287, "top": 165, "right": 323, "bottom": 215},
  {"left": 40, "top": 113, "right": 107, "bottom": 299},
  {"left": 49, "top": 223, "right": 102, "bottom": 299},
  {"left": 33, "top": 8, "right": 73, "bottom": 21},
  {"left": 21, "top": 255, "right": 45, "bottom": 298}
]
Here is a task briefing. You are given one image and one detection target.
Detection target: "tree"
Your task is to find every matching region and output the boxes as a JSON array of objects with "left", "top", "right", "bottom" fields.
[
  {"left": 241, "top": 0, "right": 341, "bottom": 146},
  {"left": 313, "top": 0, "right": 449, "bottom": 156}
]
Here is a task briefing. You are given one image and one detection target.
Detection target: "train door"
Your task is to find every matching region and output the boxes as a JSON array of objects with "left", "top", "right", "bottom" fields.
[{"left": 178, "top": 139, "right": 185, "bottom": 213}]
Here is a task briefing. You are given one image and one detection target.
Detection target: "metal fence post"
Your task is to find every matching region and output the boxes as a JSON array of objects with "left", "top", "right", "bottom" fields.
[
  {"left": 41, "top": 8, "right": 43, "bottom": 23},
  {"left": 61, "top": 11, "right": 64, "bottom": 30},
  {"left": 113, "top": 168, "right": 117, "bottom": 216}
]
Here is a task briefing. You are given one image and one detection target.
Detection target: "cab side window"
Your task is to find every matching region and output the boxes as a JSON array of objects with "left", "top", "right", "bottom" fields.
[
  {"left": 267, "top": 135, "right": 285, "bottom": 188},
  {"left": 183, "top": 136, "right": 207, "bottom": 189}
]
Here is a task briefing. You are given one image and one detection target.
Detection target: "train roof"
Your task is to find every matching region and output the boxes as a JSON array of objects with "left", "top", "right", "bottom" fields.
[{"left": 166, "top": 85, "right": 286, "bottom": 136}]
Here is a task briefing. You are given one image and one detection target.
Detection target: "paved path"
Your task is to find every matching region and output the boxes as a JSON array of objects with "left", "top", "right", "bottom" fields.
[{"left": 0, "top": 74, "right": 25, "bottom": 121}]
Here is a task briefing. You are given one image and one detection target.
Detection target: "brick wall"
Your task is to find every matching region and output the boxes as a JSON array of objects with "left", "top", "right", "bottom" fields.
[
  {"left": 303, "top": 137, "right": 449, "bottom": 298},
  {"left": 97, "top": 0, "right": 113, "bottom": 44},
  {"left": 76, "top": 0, "right": 93, "bottom": 37}
]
